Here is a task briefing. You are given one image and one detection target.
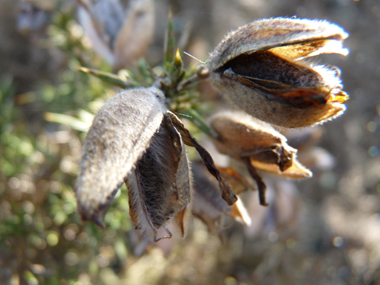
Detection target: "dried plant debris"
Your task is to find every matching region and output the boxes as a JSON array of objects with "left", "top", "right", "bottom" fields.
[
  {"left": 113, "top": 0, "right": 155, "bottom": 70},
  {"left": 208, "top": 17, "right": 349, "bottom": 128},
  {"left": 77, "top": 0, "right": 154, "bottom": 70},
  {"left": 192, "top": 162, "right": 251, "bottom": 234},
  {"left": 210, "top": 111, "right": 297, "bottom": 171},
  {"left": 218, "top": 167, "right": 255, "bottom": 196},
  {"left": 210, "top": 110, "right": 311, "bottom": 205}
]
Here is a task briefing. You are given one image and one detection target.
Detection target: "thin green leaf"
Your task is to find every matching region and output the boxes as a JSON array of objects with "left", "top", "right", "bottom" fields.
[
  {"left": 164, "top": 9, "right": 175, "bottom": 68},
  {"left": 77, "top": 66, "right": 134, "bottom": 88},
  {"left": 44, "top": 112, "right": 91, "bottom": 132}
]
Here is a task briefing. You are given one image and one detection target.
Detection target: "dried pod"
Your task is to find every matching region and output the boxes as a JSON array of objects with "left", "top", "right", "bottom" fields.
[
  {"left": 249, "top": 158, "right": 312, "bottom": 179},
  {"left": 191, "top": 162, "right": 231, "bottom": 234},
  {"left": 75, "top": 87, "right": 166, "bottom": 228},
  {"left": 191, "top": 162, "right": 250, "bottom": 234},
  {"left": 76, "top": 88, "right": 236, "bottom": 240},
  {"left": 77, "top": 0, "right": 123, "bottom": 65},
  {"left": 210, "top": 111, "right": 302, "bottom": 172},
  {"left": 125, "top": 111, "right": 238, "bottom": 241},
  {"left": 210, "top": 110, "right": 311, "bottom": 205},
  {"left": 113, "top": 0, "right": 155, "bottom": 70},
  {"left": 125, "top": 113, "right": 192, "bottom": 241},
  {"left": 208, "top": 17, "right": 349, "bottom": 128},
  {"left": 77, "top": 0, "right": 154, "bottom": 70},
  {"left": 218, "top": 167, "right": 255, "bottom": 195}
]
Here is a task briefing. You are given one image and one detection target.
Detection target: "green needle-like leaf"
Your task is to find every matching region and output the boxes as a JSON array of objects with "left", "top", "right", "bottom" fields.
[
  {"left": 44, "top": 112, "right": 91, "bottom": 132},
  {"left": 164, "top": 9, "right": 175, "bottom": 69},
  {"left": 77, "top": 67, "right": 134, "bottom": 88},
  {"left": 184, "top": 108, "right": 219, "bottom": 139}
]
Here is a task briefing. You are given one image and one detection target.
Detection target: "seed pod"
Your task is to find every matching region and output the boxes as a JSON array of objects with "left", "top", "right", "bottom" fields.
[
  {"left": 75, "top": 87, "right": 166, "bottom": 228},
  {"left": 77, "top": 0, "right": 154, "bottom": 70},
  {"left": 113, "top": 0, "right": 155, "bottom": 70},
  {"left": 210, "top": 111, "right": 301, "bottom": 172},
  {"left": 191, "top": 161, "right": 231, "bottom": 234},
  {"left": 208, "top": 17, "right": 349, "bottom": 128},
  {"left": 210, "top": 110, "right": 311, "bottom": 205},
  {"left": 125, "top": 111, "right": 238, "bottom": 241},
  {"left": 76, "top": 87, "right": 237, "bottom": 240},
  {"left": 249, "top": 157, "right": 312, "bottom": 179},
  {"left": 191, "top": 162, "right": 251, "bottom": 234},
  {"left": 125, "top": 113, "right": 192, "bottom": 241}
]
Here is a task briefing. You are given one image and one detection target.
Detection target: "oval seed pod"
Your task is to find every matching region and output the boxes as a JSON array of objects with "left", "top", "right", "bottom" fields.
[
  {"left": 210, "top": 110, "right": 311, "bottom": 205},
  {"left": 208, "top": 17, "right": 349, "bottom": 128},
  {"left": 210, "top": 111, "right": 301, "bottom": 172},
  {"left": 75, "top": 87, "right": 166, "bottom": 228}
]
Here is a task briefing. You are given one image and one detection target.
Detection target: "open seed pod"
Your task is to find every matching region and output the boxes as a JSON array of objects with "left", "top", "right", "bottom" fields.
[
  {"left": 208, "top": 17, "right": 349, "bottom": 128},
  {"left": 76, "top": 88, "right": 237, "bottom": 241},
  {"left": 76, "top": 87, "right": 166, "bottom": 229},
  {"left": 126, "top": 113, "right": 192, "bottom": 241}
]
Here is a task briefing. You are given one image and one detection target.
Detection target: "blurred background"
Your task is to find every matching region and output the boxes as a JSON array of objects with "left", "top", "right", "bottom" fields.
[{"left": 0, "top": 0, "right": 379, "bottom": 284}]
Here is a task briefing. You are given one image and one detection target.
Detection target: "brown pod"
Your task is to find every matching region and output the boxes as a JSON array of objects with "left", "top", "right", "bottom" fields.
[
  {"left": 208, "top": 17, "right": 349, "bottom": 128},
  {"left": 76, "top": 87, "right": 166, "bottom": 228},
  {"left": 77, "top": 0, "right": 154, "bottom": 70},
  {"left": 125, "top": 113, "right": 192, "bottom": 241},
  {"left": 76, "top": 88, "right": 236, "bottom": 240},
  {"left": 210, "top": 111, "right": 305, "bottom": 173},
  {"left": 210, "top": 110, "right": 311, "bottom": 206}
]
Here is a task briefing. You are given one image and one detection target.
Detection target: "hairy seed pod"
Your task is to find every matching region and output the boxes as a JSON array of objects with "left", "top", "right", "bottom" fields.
[
  {"left": 76, "top": 87, "right": 236, "bottom": 240},
  {"left": 210, "top": 111, "right": 305, "bottom": 173},
  {"left": 210, "top": 110, "right": 311, "bottom": 206},
  {"left": 208, "top": 17, "right": 349, "bottom": 128},
  {"left": 75, "top": 87, "right": 166, "bottom": 228},
  {"left": 125, "top": 113, "right": 192, "bottom": 241}
]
